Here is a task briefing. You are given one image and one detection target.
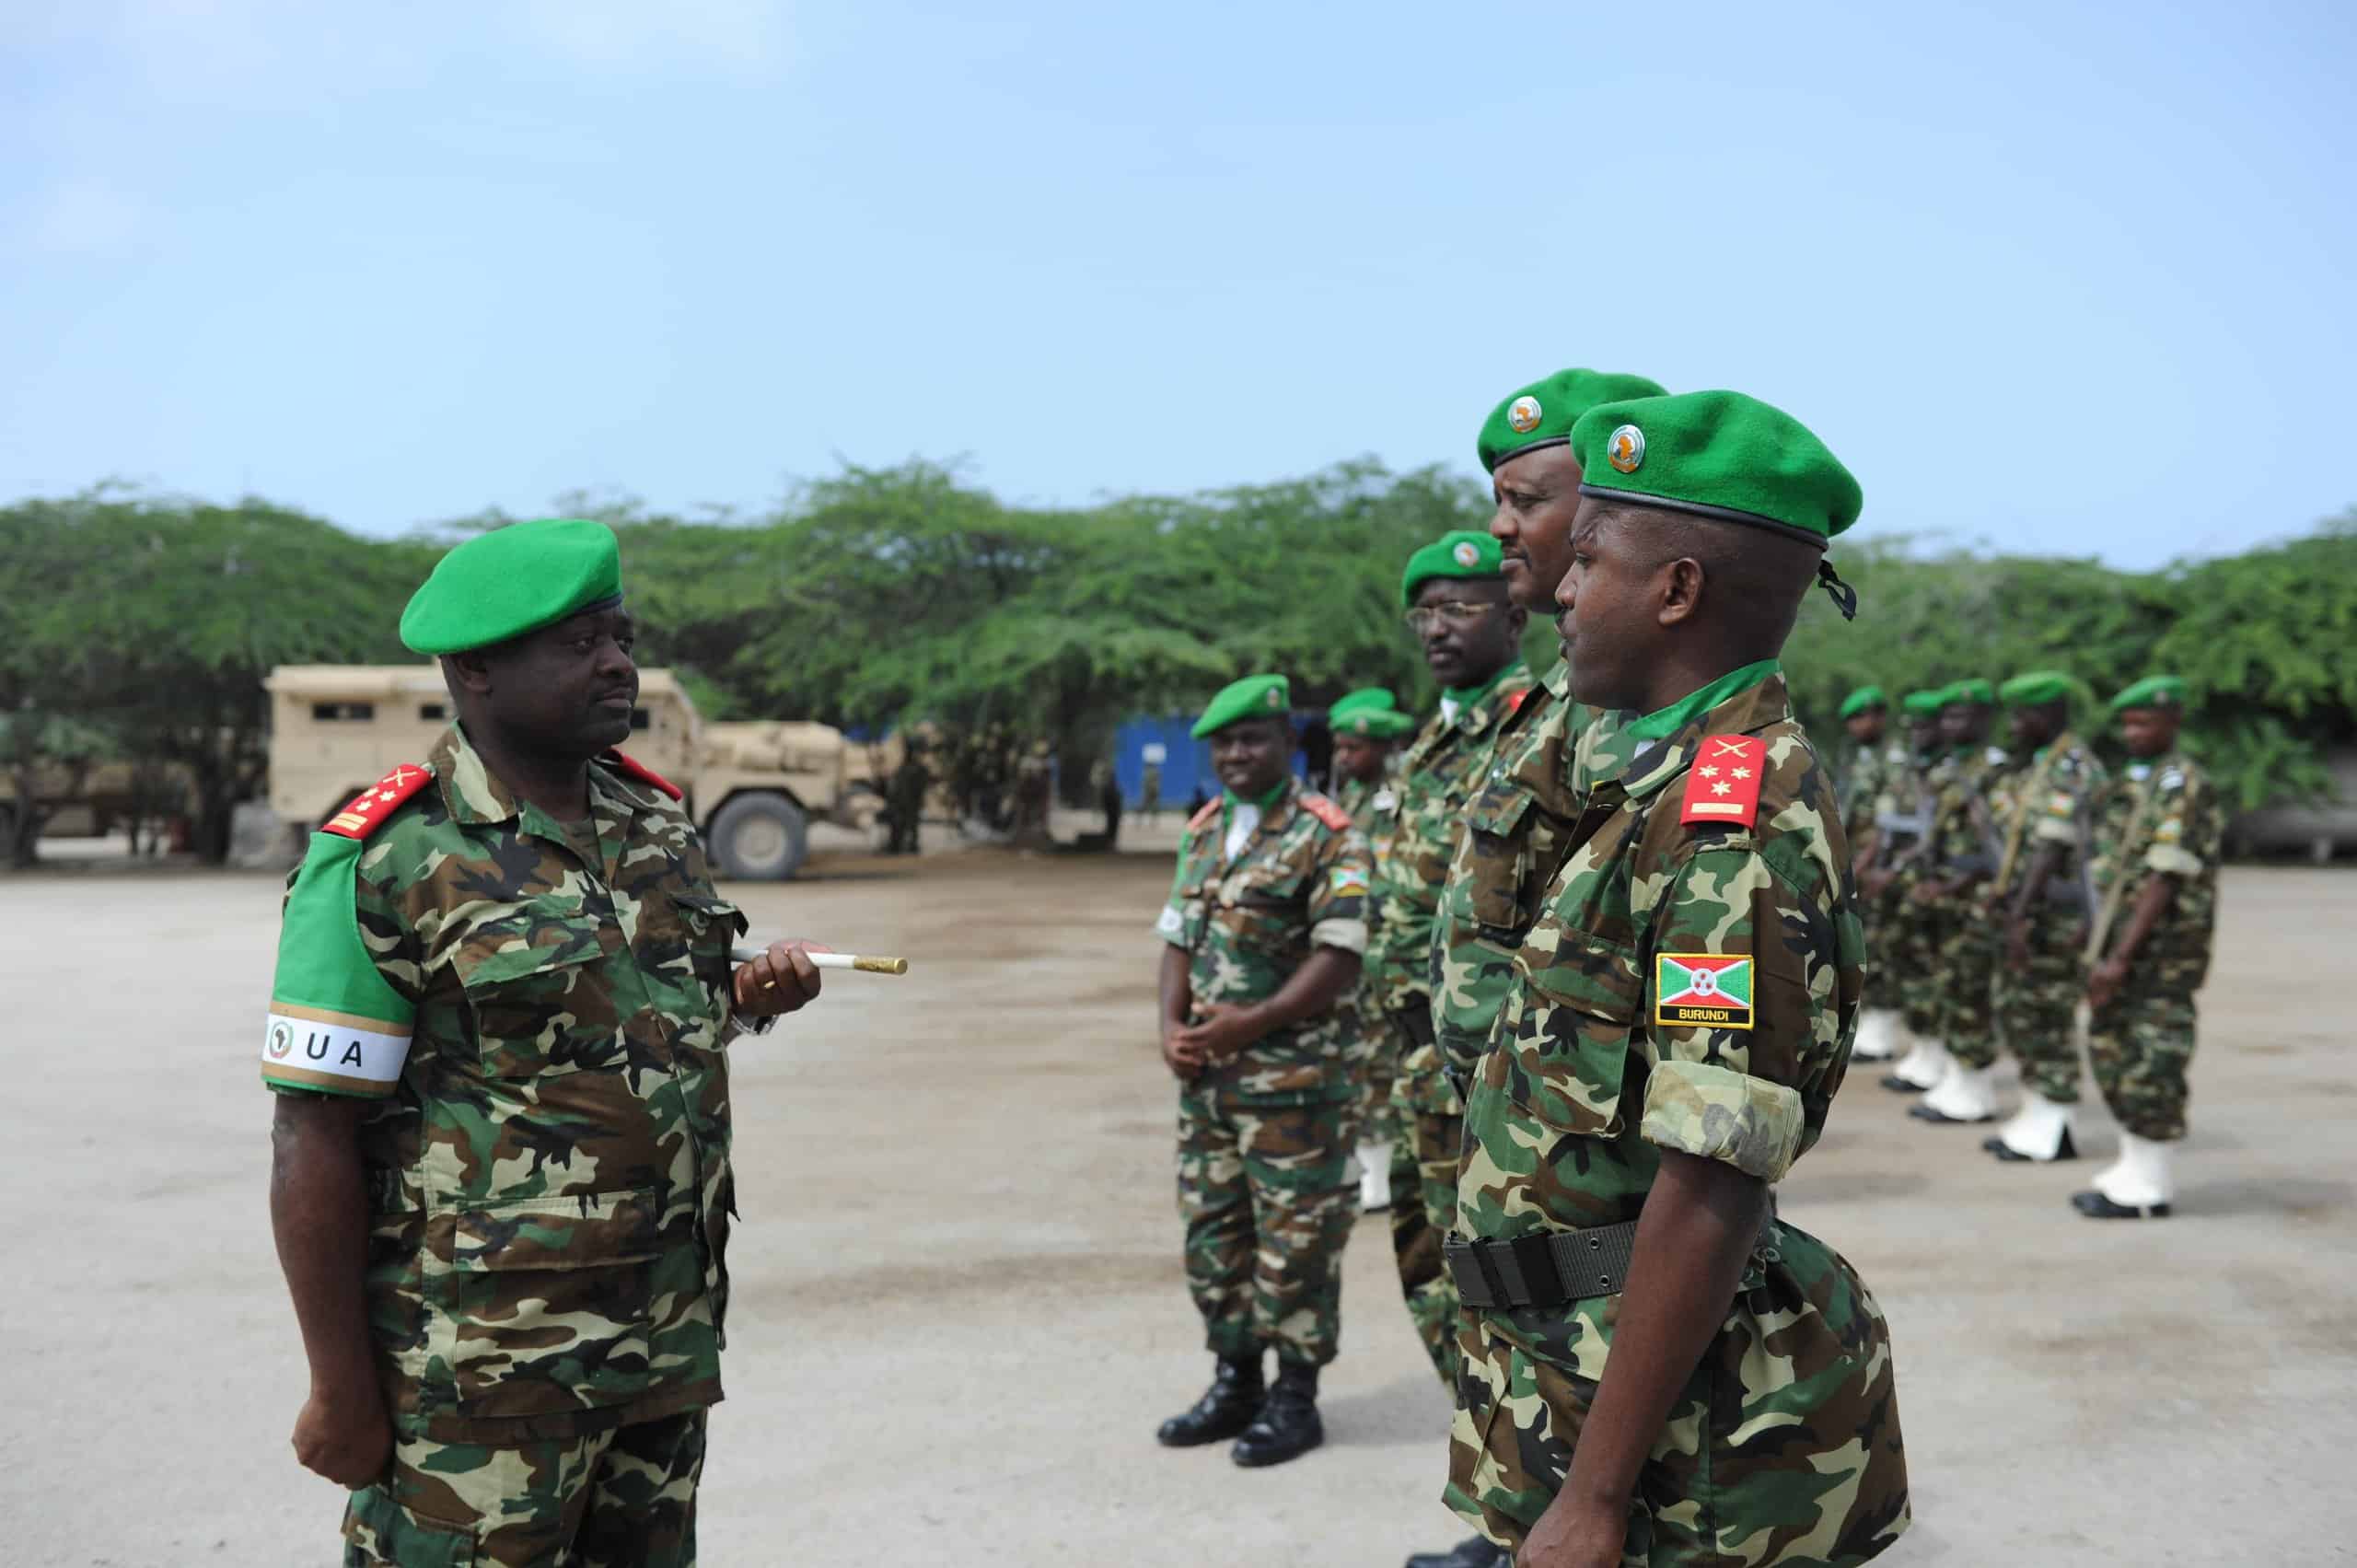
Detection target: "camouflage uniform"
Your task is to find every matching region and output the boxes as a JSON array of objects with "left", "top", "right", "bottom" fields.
[
  {"left": 1366, "top": 661, "right": 1538, "bottom": 1382},
  {"left": 2085, "top": 750, "right": 2222, "bottom": 1140},
  {"left": 1875, "top": 747, "right": 1949, "bottom": 1042},
  {"left": 262, "top": 726, "right": 746, "bottom": 1568},
  {"left": 1336, "top": 772, "right": 1405, "bottom": 1146},
  {"left": 1446, "top": 670, "right": 1910, "bottom": 1564},
  {"left": 1923, "top": 742, "right": 2016, "bottom": 1071},
  {"left": 1840, "top": 737, "right": 1891, "bottom": 990},
  {"left": 1156, "top": 779, "right": 1374, "bottom": 1367},
  {"left": 1988, "top": 734, "right": 2107, "bottom": 1101}
]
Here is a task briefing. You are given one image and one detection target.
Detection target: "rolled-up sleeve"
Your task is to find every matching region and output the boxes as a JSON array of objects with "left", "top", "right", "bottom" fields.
[
  {"left": 1307, "top": 825, "right": 1374, "bottom": 954},
  {"left": 1636, "top": 843, "right": 1838, "bottom": 1182},
  {"left": 2142, "top": 784, "right": 2203, "bottom": 877}
]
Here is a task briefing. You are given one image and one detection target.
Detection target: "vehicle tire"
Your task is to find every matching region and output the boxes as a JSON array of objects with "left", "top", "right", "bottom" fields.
[{"left": 709, "top": 792, "right": 809, "bottom": 881}]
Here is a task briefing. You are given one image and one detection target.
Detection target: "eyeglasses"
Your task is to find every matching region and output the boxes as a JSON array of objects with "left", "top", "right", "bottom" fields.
[{"left": 1402, "top": 600, "right": 1497, "bottom": 633}]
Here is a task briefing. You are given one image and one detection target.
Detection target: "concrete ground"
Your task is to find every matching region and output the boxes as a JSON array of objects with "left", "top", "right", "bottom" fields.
[{"left": 1, "top": 853, "right": 2348, "bottom": 1565}]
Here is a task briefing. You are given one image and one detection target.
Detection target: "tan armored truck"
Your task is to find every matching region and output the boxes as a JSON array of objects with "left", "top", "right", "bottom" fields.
[{"left": 264, "top": 665, "right": 865, "bottom": 879}]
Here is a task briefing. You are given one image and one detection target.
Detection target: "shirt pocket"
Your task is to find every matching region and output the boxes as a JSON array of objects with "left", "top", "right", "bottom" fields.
[
  {"left": 452, "top": 909, "right": 625, "bottom": 1079},
  {"left": 1226, "top": 867, "right": 1306, "bottom": 954},
  {"left": 1462, "top": 792, "right": 1539, "bottom": 940},
  {"left": 434, "top": 1185, "right": 661, "bottom": 1419},
  {"left": 671, "top": 890, "right": 747, "bottom": 1005},
  {"left": 1502, "top": 923, "right": 1643, "bottom": 1138}
]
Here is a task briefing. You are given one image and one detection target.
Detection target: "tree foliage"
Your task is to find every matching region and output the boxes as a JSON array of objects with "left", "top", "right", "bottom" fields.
[{"left": 0, "top": 473, "right": 2348, "bottom": 861}]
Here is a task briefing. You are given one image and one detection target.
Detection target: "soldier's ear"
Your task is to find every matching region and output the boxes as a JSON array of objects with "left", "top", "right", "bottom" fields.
[
  {"left": 1656, "top": 556, "right": 1705, "bottom": 628},
  {"left": 444, "top": 651, "right": 495, "bottom": 697}
]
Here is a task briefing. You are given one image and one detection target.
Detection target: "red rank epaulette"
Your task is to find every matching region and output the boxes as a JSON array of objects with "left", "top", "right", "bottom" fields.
[
  {"left": 1186, "top": 798, "right": 1222, "bottom": 833},
  {"left": 1299, "top": 792, "right": 1353, "bottom": 831},
  {"left": 1504, "top": 684, "right": 1532, "bottom": 717},
  {"left": 607, "top": 749, "right": 684, "bottom": 800},
  {"left": 322, "top": 762, "right": 435, "bottom": 841},
  {"left": 1679, "top": 735, "right": 1766, "bottom": 828}
]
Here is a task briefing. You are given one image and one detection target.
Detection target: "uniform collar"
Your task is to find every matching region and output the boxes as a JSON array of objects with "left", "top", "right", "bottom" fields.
[
  {"left": 434, "top": 723, "right": 645, "bottom": 839},
  {"left": 1585, "top": 670, "right": 1794, "bottom": 801}
]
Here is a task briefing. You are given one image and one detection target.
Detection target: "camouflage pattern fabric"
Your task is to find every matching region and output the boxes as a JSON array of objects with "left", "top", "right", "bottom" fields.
[
  {"left": 1988, "top": 735, "right": 2107, "bottom": 1101},
  {"left": 1923, "top": 743, "right": 2015, "bottom": 1072},
  {"left": 1387, "top": 1107, "right": 1464, "bottom": 1383},
  {"left": 343, "top": 1410, "right": 705, "bottom": 1566},
  {"left": 1840, "top": 735, "right": 1890, "bottom": 849},
  {"left": 1337, "top": 772, "right": 1403, "bottom": 1144},
  {"left": 1873, "top": 747, "right": 1945, "bottom": 1038},
  {"left": 1430, "top": 664, "right": 1606, "bottom": 1079},
  {"left": 1446, "top": 671, "right": 1910, "bottom": 1564},
  {"left": 1176, "top": 1086, "right": 1357, "bottom": 1365},
  {"left": 1158, "top": 778, "right": 1372, "bottom": 1365},
  {"left": 270, "top": 725, "right": 744, "bottom": 1449},
  {"left": 2084, "top": 749, "right": 2222, "bottom": 1140}
]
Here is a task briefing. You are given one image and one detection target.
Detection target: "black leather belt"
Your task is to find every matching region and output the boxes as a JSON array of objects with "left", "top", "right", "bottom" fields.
[
  {"left": 1446, "top": 1208, "right": 1777, "bottom": 1309},
  {"left": 1387, "top": 1004, "right": 1436, "bottom": 1050}
]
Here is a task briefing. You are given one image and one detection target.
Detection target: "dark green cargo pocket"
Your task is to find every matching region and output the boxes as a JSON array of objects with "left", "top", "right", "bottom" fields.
[{"left": 343, "top": 1485, "right": 475, "bottom": 1566}]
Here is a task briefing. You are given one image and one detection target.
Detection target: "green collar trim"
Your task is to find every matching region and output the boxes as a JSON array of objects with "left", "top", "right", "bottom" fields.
[
  {"left": 1625, "top": 659, "right": 1782, "bottom": 741},
  {"left": 1221, "top": 777, "right": 1291, "bottom": 833},
  {"left": 1443, "top": 660, "right": 1515, "bottom": 714}
]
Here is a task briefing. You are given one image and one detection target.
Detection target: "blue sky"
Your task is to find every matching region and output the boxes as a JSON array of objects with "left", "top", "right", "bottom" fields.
[{"left": 5, "top": 1, "right": 2351, "bottom": 567}]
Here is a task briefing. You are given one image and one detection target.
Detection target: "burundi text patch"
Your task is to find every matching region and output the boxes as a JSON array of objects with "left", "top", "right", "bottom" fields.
[
  {"left": 261, "top": 1006, "right": 412, "bottom": 1097},
  {"left": 1655, "top": 954, "right": 1754, "bottom": 1029}
]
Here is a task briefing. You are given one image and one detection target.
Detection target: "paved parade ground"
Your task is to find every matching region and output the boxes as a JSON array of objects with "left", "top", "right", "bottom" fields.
[{"left": 3, "top": 848, "right": 2350, "bottom": 1565}]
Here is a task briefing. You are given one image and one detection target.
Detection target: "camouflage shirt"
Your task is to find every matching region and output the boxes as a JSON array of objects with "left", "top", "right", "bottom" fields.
[
  {"left": 1333, "top": 773, "right": 1391, "bottom": 838},
  {"left": 1156, "top": 777, "right": 1374, "bottom": 1104},
  {"left": 1989, "top": 731, "right": 2107, "bottom": 906},
  {"left": 1457, "top": 669, "right": 1862, "bottom": 1246},
  {"left": 1925, "top": 741, "right": 2017, "bottom": 880},
  {"left": 262, "top": 725, "right": 746, "bottom": 1443},
  {"left": 1840, "top": 735, "right": 1891, "bottom": 846},
  {"left": 2089, "top": 748, "right": 2222, "bottom": 985}
]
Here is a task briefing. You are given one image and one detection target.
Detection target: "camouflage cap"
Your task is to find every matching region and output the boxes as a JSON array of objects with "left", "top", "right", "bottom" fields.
[
  {"left": 1192, "top": 674, "right": 1292, "bottom": 739},
  {"left": 400, "top": 518, "right": 623, "bottom": 656}
]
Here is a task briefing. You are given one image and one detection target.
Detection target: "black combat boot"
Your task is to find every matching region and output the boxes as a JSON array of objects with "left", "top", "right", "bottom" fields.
[
  {"left": 1156, "top": 1354, "right": 1264, "bottom": 1446},
  {"left": 1405, "top": 1539, "right": 1513, "bottom": 1568},
  {"left": 1230, "top": 1359, "right": 1322, "bottom": 1467}
]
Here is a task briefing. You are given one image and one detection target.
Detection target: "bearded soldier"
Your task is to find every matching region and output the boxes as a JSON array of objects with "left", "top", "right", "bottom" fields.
[
  {"left": 264, "top": 519, "right": 828, "bottom": 1566},
  {"left": 1443, "top": 391, "right": 1907, "bottom": 1567}
]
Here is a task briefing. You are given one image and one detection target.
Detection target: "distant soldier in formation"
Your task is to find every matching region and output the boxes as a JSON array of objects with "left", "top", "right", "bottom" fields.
[
  {"left": 1153, "top": 674, "right": 1372, "bottom": 1468},
  {"left": 1415, "top": 366, "right": 1666, "bottom": 1568},
  {"left": 1981, "top": 672, "right": 2107, "bottom": 1162},
  {"left": 1838, "top": 685, "right": 1903, "bottom": 1061},
  {"left": 1327, "top": 686, "right": 1419, "bottom": 1210},
  {"left": 2075, "top": 676, "right": 2221, "bottom": 1219},
  {"left": 1907, "top": 679, "right": 2015, "bottom": 1125},
  {"left": 885, "top": 739, "right": 929, "bottom": 854},
  {"left": 264, "top": 519, "right": 828, "bottom": 1567},
  {"left": 1139, "top": 756, "right": 1164, "bottom": 824},
  {"left": 1367, "top": 529, "right": 1536, "bottom": 1396},
  {"left": 1874, "top": 688, "right": 1958, "bottom": 1087},
  {"left": 1443, "top": 391, "right": 1908, "bottom": 1566}
]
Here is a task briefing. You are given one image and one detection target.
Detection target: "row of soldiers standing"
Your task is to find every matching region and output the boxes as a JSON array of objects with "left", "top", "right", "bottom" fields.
[
  {"left": 1837, "top": 673, "right": 2221, "bottom": 1214},
  {"left": 1151, "top": 373, "right": 1915, "bottom": 1568}
]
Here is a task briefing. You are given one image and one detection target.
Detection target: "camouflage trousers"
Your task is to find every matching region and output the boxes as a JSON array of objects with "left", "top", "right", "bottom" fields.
[
  {"left": 1357, "top": 1010, "right": 1406, "bottom": 1149},
  {"left": 1877, "top": 882, "right": 1943, "bottom": 1038},
  {"left": 1991, "top": 905, "right": 2085, "bottom": 1102},
  {"left": 343, "top": 1409, "right": 706, "bottom": 1567},
  {"left": 1386, "top": 1102, "right": 1464, "bottom": 1386},
  {"left": 1931, "top": 895, "right": 2002, "bottom": 1069},
  {"left": 1177, "top": 1085, "right": 1357, "bottom": 1366},
  {"left": 1444, "top": 1223, "right": 1910, "bottom": 1565},
  {"left": 2088, "top": 985, "right": 2198, "bottom": 1141}
]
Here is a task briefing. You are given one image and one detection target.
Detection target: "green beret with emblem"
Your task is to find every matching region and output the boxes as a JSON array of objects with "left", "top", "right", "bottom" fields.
[
  {"left": 1328, "top": 688, "right": 1397, "bottom": 723},
  {"left": 2108, "top": 674, "right": 2188, "bottom": 714},
  {"left": 2000, "top": 670, "right": 2080, "bottom": 708},
  {"left": 1478, "top": 367, "right": 1670, "bottom": 473},
  {"left": 1944, "top": 678, "right": 1996, "bottom": 707},
  {"left": 1400, "top": 530, "right": 1505, "bottom": 608},
  {"left": 1192, "top": 674, "right": 1293, "bottom": 739},
  {"left": 1568, "top": 389, "right": 1862, "bottom": 541},
  {"left": 1341, "top": 709, "right": 1417, "bottom": 739},
  {"left": 1900, "top": 688, "right": 1948, "bottom": 717},
  {"left": 1839, "top": 685, "right": 1887, "bottom": 719},
  {"left": 401, "top": 518, "right": 624, "bottom": 656}
]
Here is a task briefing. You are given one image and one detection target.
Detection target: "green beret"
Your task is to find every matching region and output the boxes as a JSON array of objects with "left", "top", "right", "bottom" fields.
[
  {"left": 2000, "top": 670, "right": 2078, "bottom": 708},
  {"left": 1900, "top": 688, "right": 1947, "bottom": 717},
  {"left": 1400, "top": 530, "right": 1504, "bottom": 608},
  {"left": 1944, "top": 678, "right": 1996, "bottom": 707},
  {"left": 1327, "top": 688, "right": 1397, "bottom": 724},
  {"left": 1337, "top": 708, "right": 1418, "bottom": 740},
  {"left": 401, "top": 518, "right": 623, "bottom": 656},
  {"left": 1839, "top": 685, "right": 1887, "bottom": 720},
  {"left": 1192, "top": 674, "right": 1292, "bottom": 739},
  {"left": 2108, "top": 675, "right": 2188, "bottom": 714},
  {"left": 1570, "top": 389, "right": 1862, "bottom": 542},
  {"left": 1478, "top": 368, "right": 1670, "bottom": 473}
]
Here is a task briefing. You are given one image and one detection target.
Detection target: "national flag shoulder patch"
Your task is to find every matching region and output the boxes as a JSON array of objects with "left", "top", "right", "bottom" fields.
[
  {"left": 1679, "top": 736, "right": 1765, "bottom": 828},
  {"left": 1329, "top": 865, "right": 1370, "bottom": 898},
  {"left": 1655, "top": 952, "right": 1754, "bottom": 1029}
]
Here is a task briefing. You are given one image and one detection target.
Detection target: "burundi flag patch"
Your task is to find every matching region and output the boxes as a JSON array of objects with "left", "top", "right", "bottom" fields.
[
  {"left": 1655, "top": 953, "right": 1754, "bottom": 1029},
  {"left": 1329, "top": 865, "right": 1370, "bottom": 898}
]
